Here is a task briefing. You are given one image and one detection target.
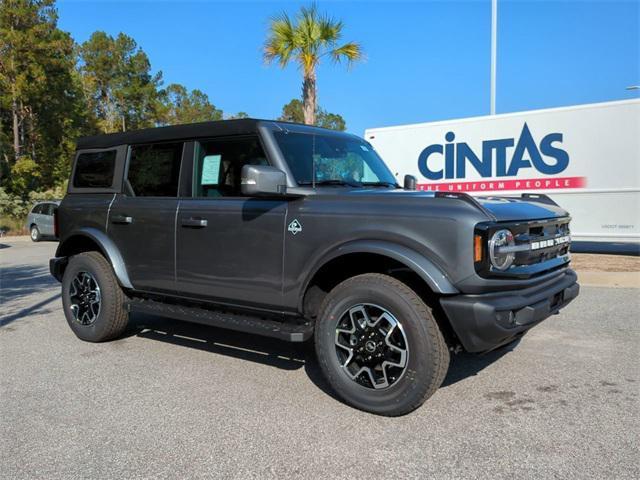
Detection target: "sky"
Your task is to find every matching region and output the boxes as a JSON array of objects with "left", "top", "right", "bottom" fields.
[{"left": 57, "top": 0, "right": 640, "bottom": 135}]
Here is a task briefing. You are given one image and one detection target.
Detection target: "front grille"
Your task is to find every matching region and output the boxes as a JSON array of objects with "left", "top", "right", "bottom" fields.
[
  {"left": 475, "top": 217, "right": 572, "bottom": 279},
  {"left": 512, "top": 219, "right": 571, "bottom": 267}
]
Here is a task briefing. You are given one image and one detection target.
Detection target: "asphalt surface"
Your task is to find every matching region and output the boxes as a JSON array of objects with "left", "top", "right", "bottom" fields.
[{"left": 1, "top": 238, "right": 638, "bottom": 479}]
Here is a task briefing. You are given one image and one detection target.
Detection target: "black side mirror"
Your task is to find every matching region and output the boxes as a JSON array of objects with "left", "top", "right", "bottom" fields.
[
  {"left": 241, "top": 165, "right": 287, "bottom": 196},
  {"left": 404, "top": 174, "right": 417, "bottom": 190}
]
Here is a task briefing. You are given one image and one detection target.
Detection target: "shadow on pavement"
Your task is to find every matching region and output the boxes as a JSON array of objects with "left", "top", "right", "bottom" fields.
[
  {"left": 128, "top": 312, "right": 517, "bottom": 400},
  {"left": 0, "top": 291, "right": 61, "bottom": 327},
  {"left": 0, "top": 264, "right": 57, "bottom": 304},
  {"left": 441, "top": 340, "right": 519, "bottom": 387},
  {"left": 130, "top": 313, "right": 310, "bottom": 371},
  {"left": 0, "top": 263, "right": 61, "bottom": 327}
]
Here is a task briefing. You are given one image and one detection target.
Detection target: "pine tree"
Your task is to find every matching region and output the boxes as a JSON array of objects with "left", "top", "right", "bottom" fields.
[
  {"left": 78, "top": 31, "right": 163, "bottom": 133},
  {"left": 0, "top": 0, "right": 87, "bottom": 191}
]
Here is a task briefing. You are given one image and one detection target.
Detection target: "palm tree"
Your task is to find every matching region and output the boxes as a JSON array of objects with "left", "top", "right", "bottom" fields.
[{"left": 264, "top": 3, "right": 363, "bottom": 125}]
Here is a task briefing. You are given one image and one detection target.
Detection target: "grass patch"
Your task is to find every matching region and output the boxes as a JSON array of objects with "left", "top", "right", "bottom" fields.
[{"left": 0, "top": 216, "right": 28, "bottom": 236}]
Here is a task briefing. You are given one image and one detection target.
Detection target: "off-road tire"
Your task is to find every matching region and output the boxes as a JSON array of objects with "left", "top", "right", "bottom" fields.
[
  {"left": 61, "top": 251, "right": 129, "bottom": 342},
  {"left": 315, "top": 273, "right": 449, "bottom": 416}
]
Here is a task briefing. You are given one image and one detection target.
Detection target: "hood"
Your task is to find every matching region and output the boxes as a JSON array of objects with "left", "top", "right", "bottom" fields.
[
  {"left": 337, "top": 188, "right": 569, "bottom": 222},
  {"left": 474, "top": 195, "right": 569, "bottom": 222}
]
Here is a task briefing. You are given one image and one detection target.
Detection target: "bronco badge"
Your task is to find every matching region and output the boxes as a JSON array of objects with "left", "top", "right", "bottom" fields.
[{"left": 288, "top": 219, "right": 302, "bottom": 235}]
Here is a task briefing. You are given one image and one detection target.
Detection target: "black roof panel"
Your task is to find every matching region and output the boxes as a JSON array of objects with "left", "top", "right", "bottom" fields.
[{"left": 76, "top": 118, "right": 262, "bottom": 150}]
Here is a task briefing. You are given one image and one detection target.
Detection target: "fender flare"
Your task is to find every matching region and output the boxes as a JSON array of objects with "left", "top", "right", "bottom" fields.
[
  {"left": 56, "top": 227, "right": 133, "bottom": 289},
  {"left": 300, "top": 240, "right": 459, "bottom": 303}
]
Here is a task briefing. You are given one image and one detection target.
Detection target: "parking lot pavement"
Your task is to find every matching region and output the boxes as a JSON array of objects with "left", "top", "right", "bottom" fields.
[{"left": 1, "top": 238, "right": 638, "bottom": 480}]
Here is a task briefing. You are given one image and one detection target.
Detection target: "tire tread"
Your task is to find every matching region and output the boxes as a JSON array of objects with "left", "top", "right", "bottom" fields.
[
  {"left": 65, "top": 251, "right": 128, "bottom": 341},
  {"left": 316, "top": 273, "right": 449, "bottom": 416}
]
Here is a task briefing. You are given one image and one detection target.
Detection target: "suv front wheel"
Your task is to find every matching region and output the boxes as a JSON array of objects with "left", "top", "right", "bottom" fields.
[
  {"left": 61, "top": 251, "right": 129, "bottom": 342},
  {"left": 315, "top": 273, "right": 449, "bottom": 416}
]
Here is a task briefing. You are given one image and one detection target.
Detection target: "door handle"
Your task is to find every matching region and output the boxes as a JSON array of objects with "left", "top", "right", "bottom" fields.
[
  {"left": 181, "top": 217, "right": 208, "bottom": 228},
  {"left": 111, "top": 215, "right": 133, "bottom": 224}
]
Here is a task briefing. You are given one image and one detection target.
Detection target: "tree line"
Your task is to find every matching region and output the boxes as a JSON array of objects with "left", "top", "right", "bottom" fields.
[{"left": 0, "top": 0, "right": 356, "bottom": 213}]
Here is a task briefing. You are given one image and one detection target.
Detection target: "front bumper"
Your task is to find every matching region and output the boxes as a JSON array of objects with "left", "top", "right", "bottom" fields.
[
  {"left": 49, "top": 257, "right": 68, "bottom": 282},
  {"left": 440, "top": 269, "right": 579, "bottom": 353}
]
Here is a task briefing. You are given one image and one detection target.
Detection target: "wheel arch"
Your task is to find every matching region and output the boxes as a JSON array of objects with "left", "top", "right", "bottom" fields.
[
  {"left": 55, "top": 228, "right": 133, "bottom": 289},
  {"left": 299, "top": 240, "right": 458, "bottom": 315}
]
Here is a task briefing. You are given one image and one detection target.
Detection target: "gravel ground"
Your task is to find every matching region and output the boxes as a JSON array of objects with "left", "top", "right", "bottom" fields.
[
  {"left": 1, "top": 239, "right": 639, "bottom": 479},
  {"left": 571, "top": 253, "right": 640, "bottom": 272}
]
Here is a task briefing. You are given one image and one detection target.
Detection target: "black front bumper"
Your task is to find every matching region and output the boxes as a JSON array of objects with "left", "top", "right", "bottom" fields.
[
  {"left": 440, "top": 269, "right": 579, "bottom": 353},
  {"left": 49, "top": 256, "right": 68, "bottom": 282}
]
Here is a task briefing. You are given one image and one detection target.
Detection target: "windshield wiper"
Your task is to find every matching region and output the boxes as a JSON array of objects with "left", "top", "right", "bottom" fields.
[
  {"left": 299, "top": 179, "right": 363, "bottom": 188},
  {"left": 361, "top": 181, "right": 399, "bottom": 188}
]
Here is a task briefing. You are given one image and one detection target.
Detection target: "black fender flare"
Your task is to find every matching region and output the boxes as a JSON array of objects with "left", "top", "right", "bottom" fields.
[
  {"left": 55, "top": 227, "right": 133, "bottom": 289},
  {"left": 299, "top": 239, "right": 459, "bottom": 308}
]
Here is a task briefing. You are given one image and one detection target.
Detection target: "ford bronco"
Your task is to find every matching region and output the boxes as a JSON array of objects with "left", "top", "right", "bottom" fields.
[{"left": 50, "top": 119, "right": 579, "bottom": 416}]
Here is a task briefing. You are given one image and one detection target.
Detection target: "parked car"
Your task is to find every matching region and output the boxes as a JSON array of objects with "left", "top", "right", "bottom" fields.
[
  {"left": 26, "top": 201, "right": 59, "bottom": 241},
  {"left": 49, "top": 119, "right": 579, "bottom": 416}
]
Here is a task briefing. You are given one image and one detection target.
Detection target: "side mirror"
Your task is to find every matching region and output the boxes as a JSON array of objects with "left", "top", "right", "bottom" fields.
[
  {"left": 403, "top": 174, "right": 417, "bottom": 190},
  {"left": 241, "top": 165, "right": 288, "bottom": 196}
]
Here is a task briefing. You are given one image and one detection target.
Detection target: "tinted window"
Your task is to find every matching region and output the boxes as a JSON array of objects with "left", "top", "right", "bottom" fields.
[
  {"left": 43, "top": 204, "right": 56, "bottom": 216},
  {"left": 194, "top": 136, "right": 268, "bottom": 197},
  {"left": 73, "top": 150, "right": 117, "bottom": 188},
  {"left": 127, "top": 143, "right": 183, "bottom": 197},
  {"left": 31, "top": 204, "right": 44, "bottom": 214}
]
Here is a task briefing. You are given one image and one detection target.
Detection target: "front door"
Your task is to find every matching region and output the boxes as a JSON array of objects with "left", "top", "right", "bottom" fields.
[
  {"left": 108, "top": 141, "right": 184, "bottom": 292},
  {"left": 175, "top": 135, "right": 287, "bottom": 309}
]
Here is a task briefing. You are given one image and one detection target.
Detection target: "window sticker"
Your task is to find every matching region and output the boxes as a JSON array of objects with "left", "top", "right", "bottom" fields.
[{"left": 201, "top": 154, "right": 221, "bottom": 185}]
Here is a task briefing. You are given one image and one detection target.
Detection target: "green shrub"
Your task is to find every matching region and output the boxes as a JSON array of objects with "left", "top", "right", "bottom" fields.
[{"left": 0, "top": 183, "right": 67, "bottom": 235}]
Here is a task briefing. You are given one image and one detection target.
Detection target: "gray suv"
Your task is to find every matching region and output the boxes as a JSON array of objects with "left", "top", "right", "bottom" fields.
[
  {"left": 50, "top": 119, "right": 579, "bottom": 415},
  {"left": 26, "top": 201, "right": 59, "bottom": 241}
]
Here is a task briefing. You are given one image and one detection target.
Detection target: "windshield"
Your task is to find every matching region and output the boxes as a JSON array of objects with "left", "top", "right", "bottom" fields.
[{"left": 273, "top": 131, "right": 397, "bottom": 187}]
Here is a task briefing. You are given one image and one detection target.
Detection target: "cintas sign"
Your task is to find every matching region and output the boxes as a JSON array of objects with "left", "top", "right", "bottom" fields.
[{"left": 416, "top": 123, "right": 585, "bottom": 191}]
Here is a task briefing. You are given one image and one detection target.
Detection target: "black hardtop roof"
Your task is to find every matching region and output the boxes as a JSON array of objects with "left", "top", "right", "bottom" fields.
[
  {"left": 75, "top": 118, "right": 353, "bottom": 150},
  {"left": 76, "top": 118, "right": 260, "bottom": 150}
]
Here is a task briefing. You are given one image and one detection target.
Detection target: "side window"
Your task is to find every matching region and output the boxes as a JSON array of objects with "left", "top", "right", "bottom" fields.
[
  {"left": 193, "top": 136, "right": 268, "bottom": 197},
  {"left": 127, "top": 142, "right": 183, "bottom": 197},
  {"left": 31, "top": 204, "right": 43, "bottom": 214},
  {"left": 73, "top": 150, "right": 117, "bottom": 188},
  {"left": 44, "top": 204, "right": 56, "bottom": 216}
]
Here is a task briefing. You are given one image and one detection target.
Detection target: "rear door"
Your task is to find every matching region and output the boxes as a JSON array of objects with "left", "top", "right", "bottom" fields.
[
  {"left": 108, "top": 142, "right": 185, "bottom": 293},
  {"left": 175, "top": 135, "right": 287, "bottom": 309}
]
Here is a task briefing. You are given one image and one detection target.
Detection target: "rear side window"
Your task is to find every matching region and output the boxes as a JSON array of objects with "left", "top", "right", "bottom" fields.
[
  {"left": 73, "top": 150, "right": 117, "bottom": 188},
  {"left": 127, "top": 143, "right": 183, "bottom": 197},
  {"left": 31, "top": 204, "right": 44, "bottom": 214}
]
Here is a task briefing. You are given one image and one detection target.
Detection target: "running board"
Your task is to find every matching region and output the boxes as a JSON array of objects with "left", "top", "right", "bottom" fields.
[{"left": 126, "top": 299, "right": 313, "bottom": 342}]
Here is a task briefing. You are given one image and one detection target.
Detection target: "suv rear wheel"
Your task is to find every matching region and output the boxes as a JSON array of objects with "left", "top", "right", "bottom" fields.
[
  {"left": 314, "top": 273, "right": 449, "bottom": 416},
  {"left": 61, "top": 251, "right": 129, "bottom": 342}
]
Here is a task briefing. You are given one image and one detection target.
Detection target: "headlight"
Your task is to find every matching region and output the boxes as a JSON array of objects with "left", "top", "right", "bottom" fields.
[{"left": 489, "top": 229, "right": 515, "bottom": 271}]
